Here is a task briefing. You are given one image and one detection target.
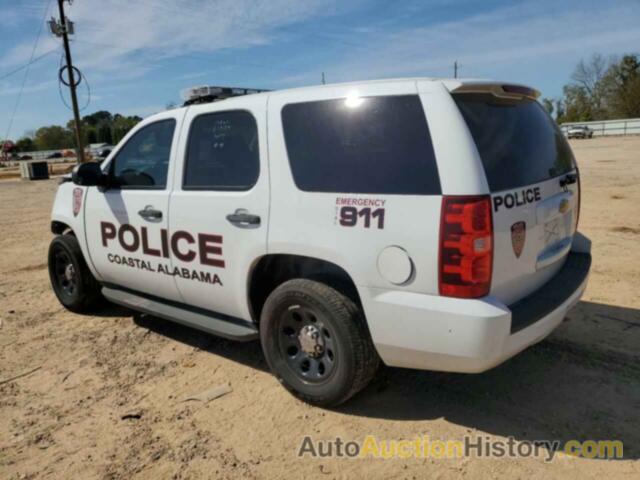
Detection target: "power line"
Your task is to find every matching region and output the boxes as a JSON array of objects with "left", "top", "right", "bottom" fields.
[
  {"left": 3, "top": 0, "right": 53, "bottom": 141},
  {"left": 0, "top": 47, "right": 59, "bottom": 82}
]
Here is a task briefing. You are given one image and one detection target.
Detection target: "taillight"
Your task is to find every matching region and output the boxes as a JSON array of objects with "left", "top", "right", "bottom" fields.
[{"left": 439, "top": 195, "right": 493, "bottom": 298}]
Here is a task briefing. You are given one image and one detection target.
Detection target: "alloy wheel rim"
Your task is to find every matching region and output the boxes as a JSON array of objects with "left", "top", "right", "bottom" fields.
[
  {"left": 277, "top": 304, "right": 336, "bottom": 383},
  {"left": 54, "top": 249, "right": 77, "bottom": 297}
]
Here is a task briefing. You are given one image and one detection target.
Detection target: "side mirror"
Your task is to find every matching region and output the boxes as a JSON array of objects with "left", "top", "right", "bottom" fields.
[{"left": 72, "top": 162, "right": 107, "bottom": 187}]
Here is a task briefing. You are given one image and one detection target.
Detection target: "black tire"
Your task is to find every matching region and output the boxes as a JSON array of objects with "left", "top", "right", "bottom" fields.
[
  {"left": 260, "top": 279, "right": 379, "bottom": 406},
  {"left": 48, "top": 234, "right": 102, "bottom": 313}
]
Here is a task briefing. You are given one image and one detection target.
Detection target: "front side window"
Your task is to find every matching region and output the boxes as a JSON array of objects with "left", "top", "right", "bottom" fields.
[
  {"left": 281, "top": 95, "right": 441, "bottom": 195},
  {"left": 112, "top": 119, "right": 176, "bottom": 189},
  {"left": 183, "top": 111, "right": 259, "bottom": 190}
]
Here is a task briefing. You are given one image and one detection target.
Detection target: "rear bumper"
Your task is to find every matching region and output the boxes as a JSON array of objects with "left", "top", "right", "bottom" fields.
[{"left": 361, "top": 246, "right": 591, "bottom": 373}]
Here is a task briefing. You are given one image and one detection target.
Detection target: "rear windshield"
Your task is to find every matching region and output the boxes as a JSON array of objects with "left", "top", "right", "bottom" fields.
[
  {"left": 454, "top": 94, "right": 575, "bottom": 192},
  {"left": 281, "top": 95, "right": 441, "bottom": 195}
]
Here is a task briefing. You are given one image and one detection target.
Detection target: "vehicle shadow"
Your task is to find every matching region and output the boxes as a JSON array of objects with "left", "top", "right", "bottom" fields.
[
  {"left": 131, "top": 312, "right": 269, "bottom": 373},
  {"left": 107, "top": 299, "right": 639, "bottom": 459},
  {"left": 339, "top": 300, "right": 640, "bottom": 460},
  {"left": 87, "top": 302, "right": 132, "bottom": 318}
]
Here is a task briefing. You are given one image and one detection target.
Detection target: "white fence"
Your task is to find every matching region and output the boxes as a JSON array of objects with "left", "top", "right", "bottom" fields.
[
  {"left": 561, "top": 118, "right": 640, "bottom": 136},
  {"left": 1, "top": 152, "right": 74, "bottom": 167},
  {"left": 1, "top": 144, "right": 112, "bottom": 166}
]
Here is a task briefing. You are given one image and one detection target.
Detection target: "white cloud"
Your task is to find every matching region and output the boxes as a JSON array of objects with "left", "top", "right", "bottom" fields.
[
  {"left": 2, "top": 0, "right": 358, "bottom": 75},
  {"left": 303, "top": 1, "right": 640, "bottom": 84},
  {"left": 6, "top": 0, "right": 636, "bottom": 91},
  {"left": 0, "top": 79, "right": 57, "bottom": 97}
]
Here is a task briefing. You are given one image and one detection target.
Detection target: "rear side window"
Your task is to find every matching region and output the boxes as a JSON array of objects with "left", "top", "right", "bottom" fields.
[
  {"left": 454, "top": 94, "right": 575, "bottom": 192},
  {"left": 184, "top": 111, "right": 259, "bottom": 190},
  {"left": 281, "top": 95, "right": 441, "bottom": 195}
]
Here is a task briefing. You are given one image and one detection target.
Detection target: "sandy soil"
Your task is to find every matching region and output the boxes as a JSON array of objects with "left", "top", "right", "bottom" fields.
[{"left": 1, "top": 136, "right": 639, "bottom": 479}]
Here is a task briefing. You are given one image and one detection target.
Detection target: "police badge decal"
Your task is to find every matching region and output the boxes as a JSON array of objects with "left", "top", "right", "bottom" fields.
[
  {"left": 511, "top": 221, "right": 526, "bottom": 258},
  {"left": 72, "top": 188, "right": 83, "bottom": 217}
]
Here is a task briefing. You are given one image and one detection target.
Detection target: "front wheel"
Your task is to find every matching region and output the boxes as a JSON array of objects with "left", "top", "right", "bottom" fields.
[
  {"left": 260, "top": 279, "right": 379, "bottom": 406},
  {"left": 48, "top": 234, "right": 102, "bottom": 313}
]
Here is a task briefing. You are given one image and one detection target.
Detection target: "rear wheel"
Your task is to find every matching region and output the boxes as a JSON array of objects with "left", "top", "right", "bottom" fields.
[
  {"left": 260, "top": 279, "right": 379, "bottom": 406},
  {"left": 48, "top": 234, "right": 102, "bottom": 313}
]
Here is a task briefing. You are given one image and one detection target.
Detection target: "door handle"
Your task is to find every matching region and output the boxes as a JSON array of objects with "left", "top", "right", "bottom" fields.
[
  {"left": 226, "top": 208, "right": 261, "bottom": 228},
  {"left": 138, "top": 205, "right": 163, "bottom": 221}
]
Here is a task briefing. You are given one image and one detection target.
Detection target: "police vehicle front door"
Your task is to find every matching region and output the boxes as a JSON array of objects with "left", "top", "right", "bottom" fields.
[
  {"left": 169, "top": 99, "right": 269, "bottom": 321},
  {"left": 84, "top": 112, "right": 185, "bottom": 301}
]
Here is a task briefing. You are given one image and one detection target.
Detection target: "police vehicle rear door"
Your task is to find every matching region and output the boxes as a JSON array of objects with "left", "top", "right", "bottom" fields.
[
  {"left": 453, "top": 88, "right": 580, "bottom": 305},
  {"left": 84, "top": 110, "right": 185, "bottom": 301}
]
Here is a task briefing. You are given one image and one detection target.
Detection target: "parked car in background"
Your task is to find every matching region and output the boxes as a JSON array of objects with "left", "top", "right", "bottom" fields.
[
  {"left": 20, "top": 155, "right": 33, "bottom": 160},
  {"left": 47, "top": 152, "right": 63, "bottom": 159},
  {"left": 97, "top": 148, "right": 112, "bottom": 159},
  {"left": 88, "top": 143, "right": 114, "bottom": 159},
  {"left": 567, "top": 125, "right": 593, "bottom": 139}
]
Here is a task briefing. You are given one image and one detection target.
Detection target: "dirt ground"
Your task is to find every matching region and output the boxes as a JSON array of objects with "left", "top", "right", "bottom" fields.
[{"left": 1, "top": 136, "right": 639, "bottom": 479}]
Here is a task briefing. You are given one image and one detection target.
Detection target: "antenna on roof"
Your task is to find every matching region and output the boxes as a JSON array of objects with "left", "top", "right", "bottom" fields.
[{"left": 181, "top": 85, "right": 270, "bottom": 106}]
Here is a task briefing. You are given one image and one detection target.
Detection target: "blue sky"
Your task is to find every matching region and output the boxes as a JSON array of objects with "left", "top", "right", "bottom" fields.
[{"left": 1, "top": 0, "right": 639, "bottom": 140}]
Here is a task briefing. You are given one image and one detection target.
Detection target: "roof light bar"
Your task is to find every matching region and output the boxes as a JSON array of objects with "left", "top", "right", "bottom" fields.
[{"left": 181, "top": 85, "right": 270, "bottom": 106}]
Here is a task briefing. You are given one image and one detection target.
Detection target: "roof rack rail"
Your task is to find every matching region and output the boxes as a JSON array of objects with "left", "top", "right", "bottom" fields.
[{"left": 181, "top": 85, "right": 270, "bottom": 106}]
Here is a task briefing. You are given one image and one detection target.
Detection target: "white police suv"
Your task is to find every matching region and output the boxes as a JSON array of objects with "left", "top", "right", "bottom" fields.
[{"left": 48, "top": 79, "right": 591, "bottom": 406}]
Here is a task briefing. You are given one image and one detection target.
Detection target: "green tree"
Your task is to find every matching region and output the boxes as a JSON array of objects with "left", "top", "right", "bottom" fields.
[
  {"left": 112, "top": 114, "right": 142, "bottom": 143},
  {"left": 34, "top": 126, "right": 74, "bottom": 150},
  {"left": 85, "top": 128, "right": 98, "bottom": 144},
  {"left": 554, "top": 99, "right": 566, "bottom": 123},
  {"left": 15, "top": 137, "right": 36, "bottom": 152},
  {"left": 559, "top": 53, "right": 640, "bottom": 122},
  {"left": 602, "top": 54, "right": 640, "bottom": 118},
  {"left": 541, "top": 98, "right": 554, "bottom": 117},
  {"left": 97, "top": 123, "right": 113, "bottom": 144},
  {"left": 82, "top": 110, "right": 113, "bottom": 127},
  {"left": 570, "top": 54, "right": 610, "bottom": 117},
  {"left": 560, "top": 85, "right": 595, "bottom": 122}
]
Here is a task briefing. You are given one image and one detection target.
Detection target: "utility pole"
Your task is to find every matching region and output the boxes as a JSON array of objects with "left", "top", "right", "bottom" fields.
[
  {"left": 454, "top": 60, "right": 458, "bottom": 79},
  {"left": 52, "top": 0, "right": 85, "bottom": 163}
]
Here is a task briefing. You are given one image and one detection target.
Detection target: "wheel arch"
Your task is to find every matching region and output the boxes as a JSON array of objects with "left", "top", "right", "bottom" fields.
[
  {"left": 247, "top": 254, "right": 362, "bottom": 324},
  {"left": 51, "top": 220, "right": 74, "bottom": 235}
]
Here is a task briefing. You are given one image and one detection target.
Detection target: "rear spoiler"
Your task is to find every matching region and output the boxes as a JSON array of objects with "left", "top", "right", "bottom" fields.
[{"left": 451, "top": 83, "right": 540, "bottom": 100}]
